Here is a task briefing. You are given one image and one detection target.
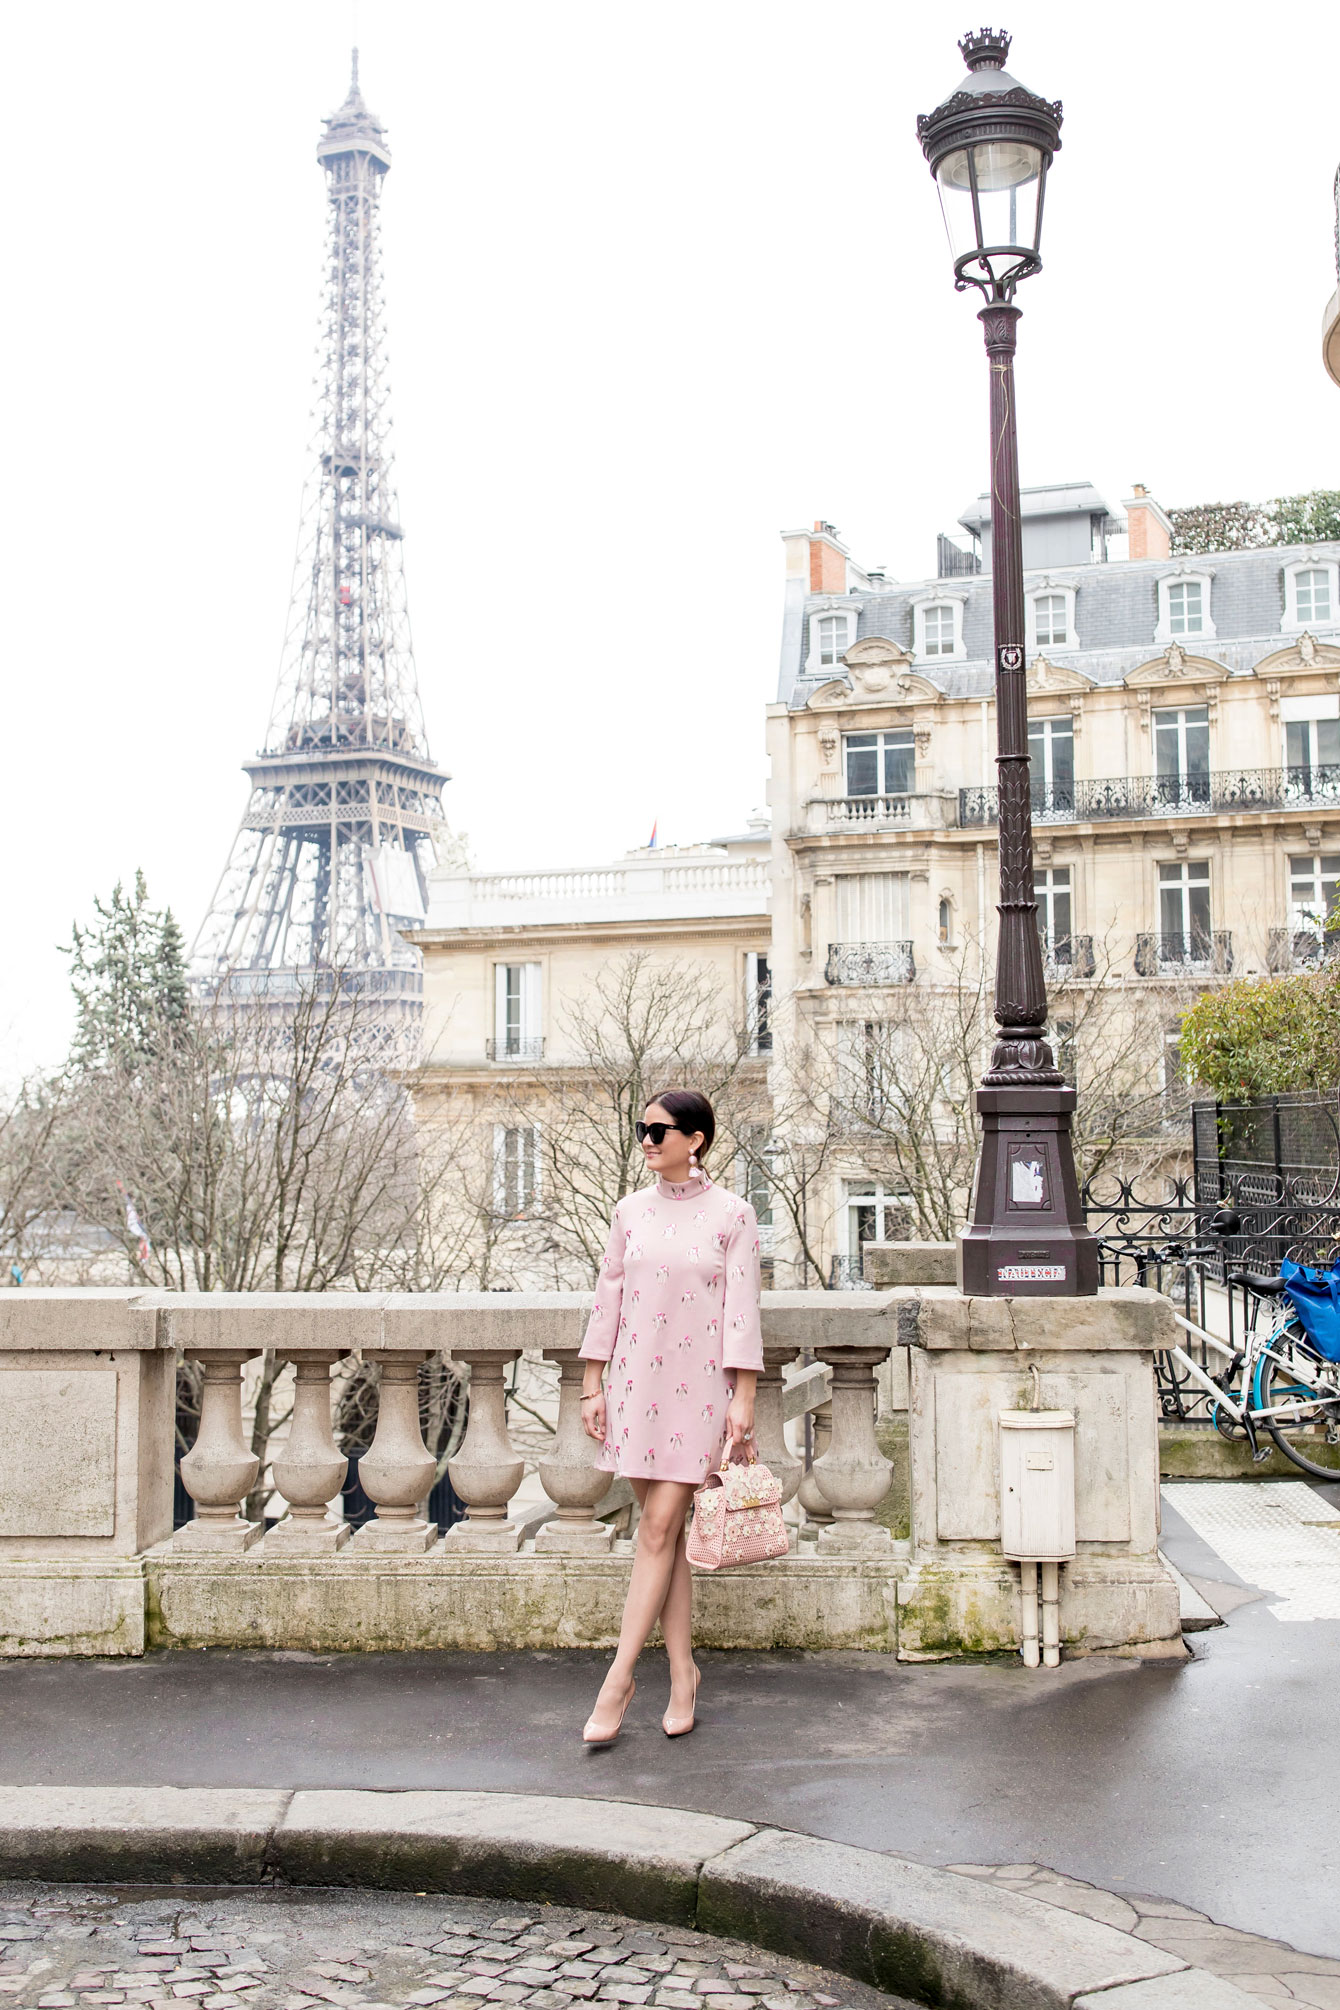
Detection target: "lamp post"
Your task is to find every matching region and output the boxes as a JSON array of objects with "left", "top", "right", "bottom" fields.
[{"left": 917, "top": 28, "right": 1097, "bottom": 1297}]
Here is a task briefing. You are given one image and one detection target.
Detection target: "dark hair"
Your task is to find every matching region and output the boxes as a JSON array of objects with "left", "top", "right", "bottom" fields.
[{"left": 647, "top": 1086, "right": 716, "bottom": 1166}]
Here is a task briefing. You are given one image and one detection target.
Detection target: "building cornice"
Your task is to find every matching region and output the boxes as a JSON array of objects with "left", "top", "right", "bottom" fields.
[{"left": 410, "top": 913, "right": 769, "bottom": 953}]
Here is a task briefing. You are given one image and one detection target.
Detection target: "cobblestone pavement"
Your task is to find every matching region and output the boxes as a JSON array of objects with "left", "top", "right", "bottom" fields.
[
  {"left": 950, "top": 1866, "right": 1340, "bottom": 2009},
  {"left": 0, "top": 1888, "right": 914, "bottom": 2010}
]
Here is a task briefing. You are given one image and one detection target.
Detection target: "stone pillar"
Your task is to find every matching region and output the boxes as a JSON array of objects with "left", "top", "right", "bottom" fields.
[
  {"left": 754, "top": 1345, "right": 802, "bottom": 1506},
  {"left": 796, "top": 1398, "right": 834, "bottom": 1528},
  {"left": 896, "top": 1287, "right": 1183, "bottom": 1662},
  {"left": 266, "top": 1353, "right": 350, "bottom": 1554},
  {"left": 811, "top": 1347, "right": 894, "bottom": 1552},
  {"left": 175, "top": 1352, "right": 263, "bottom": 1551},
  {"left": 535, "top": 1351, "right": 616, "bottom": 1553},
  {"left": 349, "top": 1353, "right": 438, "bottom": 1553},
  {"left": 442, "top": 1350, "right": 525, "bottom": 1552}
]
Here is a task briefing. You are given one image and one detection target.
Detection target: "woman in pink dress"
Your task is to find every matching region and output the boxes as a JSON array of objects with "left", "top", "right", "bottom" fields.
[{"left": 578, "top": 1086, "right": 763, "bottom": 1745}]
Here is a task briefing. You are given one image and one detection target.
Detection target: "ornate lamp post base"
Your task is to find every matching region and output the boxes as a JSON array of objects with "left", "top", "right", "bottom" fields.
[{"left": 958, "top": 1086, "right": 1099, "bottom": 1296}]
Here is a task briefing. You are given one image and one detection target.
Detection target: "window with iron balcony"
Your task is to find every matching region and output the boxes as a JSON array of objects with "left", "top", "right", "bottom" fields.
[
  {"left": 745, "top": 951, "right": 772, "bottom": 1055},
  {"left": 490, "top": 961, "right": 543, "bottom": 1061}
]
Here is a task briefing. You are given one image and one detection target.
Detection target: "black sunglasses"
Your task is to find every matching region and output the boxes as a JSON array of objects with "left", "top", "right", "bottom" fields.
[{"left": 636, "top": 1121, "right": 683, "bottom": 1146}]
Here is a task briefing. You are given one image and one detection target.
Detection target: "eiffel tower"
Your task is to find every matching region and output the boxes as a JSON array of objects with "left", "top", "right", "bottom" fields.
[{"left": 193, "top": 54, "right": 446, "bottom": 1049}]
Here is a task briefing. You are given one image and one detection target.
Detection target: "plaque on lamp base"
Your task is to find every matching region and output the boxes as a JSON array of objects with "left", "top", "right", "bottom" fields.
[{"left": 957, "top": 1085, "right": 1099, "bottom": 1298}]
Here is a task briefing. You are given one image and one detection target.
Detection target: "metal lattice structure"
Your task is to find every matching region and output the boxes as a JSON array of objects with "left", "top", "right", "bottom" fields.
[{"left": 193, "top": 55, "right": 446, "bottom": 1045}]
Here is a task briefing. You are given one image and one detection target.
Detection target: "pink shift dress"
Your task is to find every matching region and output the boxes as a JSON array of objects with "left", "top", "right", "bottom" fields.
[{"left": 578, "top": 1173, "right": 765, "bottom": 1484}]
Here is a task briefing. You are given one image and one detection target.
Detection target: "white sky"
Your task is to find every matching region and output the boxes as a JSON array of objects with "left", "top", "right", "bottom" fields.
[{"left": 3, "top": 0, "right": 1338, "bottom": 1075}]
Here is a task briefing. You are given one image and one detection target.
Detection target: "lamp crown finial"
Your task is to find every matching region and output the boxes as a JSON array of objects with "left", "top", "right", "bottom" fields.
[{"left": 958, "top": 26, "right": 1011, "bottom": 70}]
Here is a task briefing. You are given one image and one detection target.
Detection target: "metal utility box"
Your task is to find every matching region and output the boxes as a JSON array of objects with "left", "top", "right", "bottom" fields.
[{"left": 999, "top": 1409, "right": 1076, "bottom": 1560}]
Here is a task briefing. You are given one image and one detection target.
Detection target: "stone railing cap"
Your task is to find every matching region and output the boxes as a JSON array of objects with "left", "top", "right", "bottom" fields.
[{"left": 0, "top": 1290, "right": 166, "bottom": 1352}]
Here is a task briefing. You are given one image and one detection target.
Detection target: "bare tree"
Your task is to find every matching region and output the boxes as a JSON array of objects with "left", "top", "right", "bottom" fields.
[
  {"left": 716, "top": 1036, "right": 848, "bottom": 1287},
  {"left": 0, "top": 1073, "right": 73, "bottom": 1281},
  {"left": 751, "top": 930, "right": 1199, "bottom": 1259},
  {"left": 25, "top": 975, "right": 506, "bottom": 1514},
  {"left": 500, "top": 951, "right": 753, "bottom": 1283}
]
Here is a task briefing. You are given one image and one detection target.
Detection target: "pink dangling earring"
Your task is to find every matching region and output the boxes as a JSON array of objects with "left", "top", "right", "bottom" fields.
[{"left": 690, "top": 1150, "right": 702, "bottom": 1180}]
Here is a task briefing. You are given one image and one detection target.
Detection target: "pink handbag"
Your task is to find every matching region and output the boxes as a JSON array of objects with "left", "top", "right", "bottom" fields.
[{"left": 685, "top": 1446, "right": 790, "bottom": 1570}]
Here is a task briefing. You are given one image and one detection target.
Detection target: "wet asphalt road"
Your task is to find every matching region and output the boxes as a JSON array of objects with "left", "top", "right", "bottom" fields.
[{"left": 1, "top": 1493, "right": 1336, "bottom": 1961}]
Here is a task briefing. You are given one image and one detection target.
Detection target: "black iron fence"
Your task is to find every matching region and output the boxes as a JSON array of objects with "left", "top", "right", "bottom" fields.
[
  {"left": 1081, "top": 1172, "right": 1226, "bottom": 1426},
  {"left": 1193, "top": 1094, "right": 1340, "bottom": 1276},
  {"left": 960, "top": 766, "right": 1340, "bottom": 828}
]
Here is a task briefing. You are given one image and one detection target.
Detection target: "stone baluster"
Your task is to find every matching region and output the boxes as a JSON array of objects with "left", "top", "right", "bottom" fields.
[
  {"left": 754, "top": 1345, "right": 803, "bottom": 1507},
  {"left": 350, "top": 1352, "right": 438, "bottom": 1553},
  {"left": 811, "top": 1346, "right": 894, "bottom": 1551},
  {"left": 175, "top": 1352, "right": 263, "bottom": 1550},
  {"left": 266, "top": 1353, "right": 351, "bottom": 1553},
  {"left": 796, "top": 1398, "right": 834, "bottom": 1529},
  {"left": 534, "top": 1351, "right": 616, "bottom": 1552},
  {"left": 443, "top": 1350, "right": 525, "bottom": 1551}
]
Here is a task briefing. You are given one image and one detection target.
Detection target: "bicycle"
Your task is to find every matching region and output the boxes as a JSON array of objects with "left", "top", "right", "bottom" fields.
[{"left": 1189, "top": 1266, "right": 1340, "bottom": 1480}]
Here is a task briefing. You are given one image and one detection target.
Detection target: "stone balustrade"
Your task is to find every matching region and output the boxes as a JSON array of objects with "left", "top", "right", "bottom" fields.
[
  {"left": 154, "top": 1293, "right": 893, "bottom": 1558},
  {"left": 0, "top": 1284, "right": 1180, "bottom": 1665}
]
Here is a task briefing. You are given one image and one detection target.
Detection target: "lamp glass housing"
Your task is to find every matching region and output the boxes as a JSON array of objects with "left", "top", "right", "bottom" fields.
[{"left": 935, "top": 137, "right": 1047, "bottom": 294}]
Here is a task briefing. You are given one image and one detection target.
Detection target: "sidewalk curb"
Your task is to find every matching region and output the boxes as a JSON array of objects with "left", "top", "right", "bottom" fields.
[{"left": 0, "top": 1787, "right": 1258, "bottom": 2010}]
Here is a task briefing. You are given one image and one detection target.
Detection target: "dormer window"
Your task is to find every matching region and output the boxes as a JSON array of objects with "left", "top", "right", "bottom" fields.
[
  {"left": 1167, "top": 581, "right": 1203, "bottom": 635},
  {"left": 1296, "top": 570, "right": 1332, "bottom": 624},
  {"left": 818, "top": 613, "right": 849, "bottom": 666},
  {"left": 1283, "top": 557, "right": 1338, "bottom": 633},
  {"left": 924, "top": 606, "right": 955, "bottom": 655},
  {"left": 1026, "top": 581, "right": 1077, "bottom": 652},
  {"left": 1035, "top": 594, "right": 1068, "bottom": 646},
  {"left": 805, "top": 605, "right": 855, "bottom": 676},
  {"left": 1155, "top": 569, "right": 1216, "bottom": 646},
  {"left": 911, "top": 593, "right": 966, "bottom": 663}
]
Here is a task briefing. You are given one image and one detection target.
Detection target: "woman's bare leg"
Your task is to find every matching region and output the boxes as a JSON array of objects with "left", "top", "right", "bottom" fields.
[
  {"left": 588, "top": 1479, "right": 696, "bottom": 1731},
  {"left": 658, "top": 1518, "right": 698, "bottom": 1722}
]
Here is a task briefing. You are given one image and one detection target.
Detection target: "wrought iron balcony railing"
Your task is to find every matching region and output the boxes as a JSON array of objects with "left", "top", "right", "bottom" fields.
[
  {"left": 1134, "top": 931, "right": 1233, "bottom": 977},
  {"left": 1041, "top": 933, "right": 1096, "bottom": 980},
  {"left": 1267, "top": 926, "right": 1340, "bottom": 973},
  {"left": 825, "top": 941, "right": 916, "bottom": 987},
  {"left": 485, "top": 1036, "right": 545, "bottom": 1063},
  {"left": 959, "top": 766, "right": 1340, "bottom": 828}
]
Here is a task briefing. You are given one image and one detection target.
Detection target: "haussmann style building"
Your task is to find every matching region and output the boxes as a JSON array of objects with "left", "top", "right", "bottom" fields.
[
  {"left": 410, "top": 481, "right": 1340, "bottom": 1287},
  {"left": 763, "top": 485, "right": 1340, "bottom": 1275}
]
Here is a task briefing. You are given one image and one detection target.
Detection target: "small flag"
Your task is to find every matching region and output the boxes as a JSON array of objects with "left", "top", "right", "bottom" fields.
[
  {"left": 116, "top": 1180, "right": 152, "bottom": 1264},
  {"left": 648, "top": 820, "right": 658, "bottom": 849}
]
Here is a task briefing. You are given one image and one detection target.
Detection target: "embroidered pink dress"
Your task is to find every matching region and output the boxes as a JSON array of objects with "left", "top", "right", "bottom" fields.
[{"left": 579, "top": 1174, "right": 765, "bottom": 1485}]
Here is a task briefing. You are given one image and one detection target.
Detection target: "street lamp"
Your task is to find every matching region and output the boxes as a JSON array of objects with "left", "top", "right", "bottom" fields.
[{"left": 918, "top": 29, "right": 1098, "bottom": 1297}]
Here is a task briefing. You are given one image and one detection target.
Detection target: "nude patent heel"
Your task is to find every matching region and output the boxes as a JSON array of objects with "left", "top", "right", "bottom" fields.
[
  {"left": 662, "top": 1666, "right": 701, "bottom": 1738},
  {"left": 583, "top": 1676, "right": 635, "bottom": 1746}
]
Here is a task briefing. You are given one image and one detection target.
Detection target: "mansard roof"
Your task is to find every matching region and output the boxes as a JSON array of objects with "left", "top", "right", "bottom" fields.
[{"left": 777, "top": 539, "right": 1340, "bottom": 710}]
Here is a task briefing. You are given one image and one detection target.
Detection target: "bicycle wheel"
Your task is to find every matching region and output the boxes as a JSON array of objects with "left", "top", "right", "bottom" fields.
[{"left": 1256, "top": 1341, "right": 1340, "bottom": 1479}]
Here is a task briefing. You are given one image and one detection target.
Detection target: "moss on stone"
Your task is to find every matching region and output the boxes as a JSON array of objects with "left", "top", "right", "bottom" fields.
[
  {"left": 873, "top": 1417, "right": 910, "bottom": 1540},
  {"left": 1160, "top": 1426, "right": 1340, "bottom": 1479}
]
